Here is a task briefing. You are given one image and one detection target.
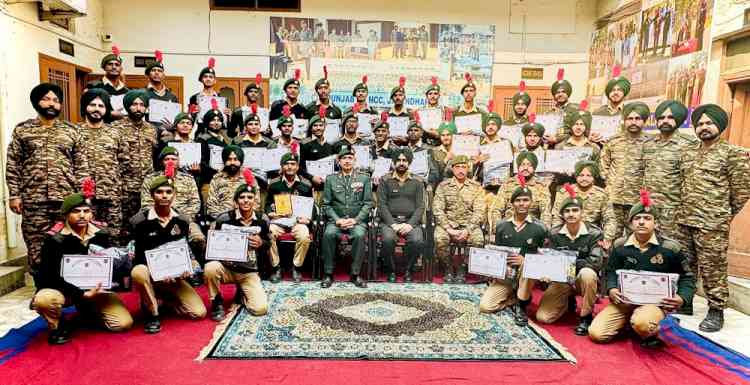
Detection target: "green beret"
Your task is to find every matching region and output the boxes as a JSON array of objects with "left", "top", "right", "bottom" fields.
[
  {"left": 516, "top": 151, "right": 538, "bottom": 169},
  {"left": 392, "top": 147, "right": 414, "bottom": 163},
  {"left": 692, "top": 103, "right": 729, "bottom": 133},
  {"left": 174, "top": 112, "right": 193, "bottom": 125},
  {"left": 159, "top": 146, "right": 179, "bottom": 162},
  {"left": 623, "top": 102, "right": 650, "bottom": 121},
  {"left": 61, "top": 193, "right": 88, "bottom": 215},
  {"left": 243, "top": 112, "right": 261, "bottom": 126},
  {"left": 309, "top": 114, "right": 325, "bottom": 128},
  {"left": 222, "top": 144, "right": 244, "bottom": 164},
  {"left": 450, "top": 155, "right": 470, "bottom": 167},
  {"left": 605, "top": 77, "right": 631, "bottom": 99},
  {"left": 315, "top": 78, "right": 331, "bottom": 90},
  {"left": 233, "top": 183, "right": 257, "bottom": 201},
  {"left": 390, "top": 86, "right": 405, "bottom": 100},
  {"left": 100, "top": 53, "right": 122, "bottom": 69},
  {"left": 460, "top": 82, "right": 476, "bottom": 95},
  {"left": 245, "top": 82, "right": 261, "bottom": 94},
  {"left": 511, "top": 185, "right": 532, "bottom": 202},
  {"left": 522, "top": 122, "right": 545, "bottom": 137},
  {"left": 198, "top": 66, "right": 216, "bottom": 82},
  {"left": 436, "top": 121, "right": 457, "bottom": 135},
  {"left": 283, "top": 78, "right": 301, "bottom": 90},
  {"left": 655, "top": 100, "right": 688, "bottom": 128},
  {"left": 149, "top": 175, "right": 174, "bottom": 194},
  {"left": 123, "top": 89, "right": 149, "bottom": 111},
  {"left": 145, "top": 60, "right": 164, "bottom": 76},
  {"left": 559, "top": 196, "right": 583, "bottom": 215},
  {"left": 281, "top": 152, "right": 300, "bottom": 165},
  {"left": 338, "top": 144, "right": 355, "bottom": 158},
  {"left": 512, "top": 92, "right": 531, "bottom": 107},
  {"left": 374, "top": 118, "right": 389, "bottom": 131},
  {"left": 409, "top": 119, "right": 423, "bottom": 130},
  {"left": 352, "top": 82, "right": 368, "bottom": 96},
  {"left": 551, "top": 80, "right": 572, "bottom": 96},
  {"left": 342, "top": 112, "right": 358, "bottom": 127},
  {"left": 277, "top": 115, "right": 294, "bottom": 128},
  {"left": 425, "top": 83, "right": 440, "bottom": 95},
  {"left": 574, "top": 160, "right": 600, "bottom": 179},
  {"left": 203, "top": 109, "right": 224, "bottom": 126},
  {"left": 628, "top": 201, "right": 659, "bottom": 223},
  {"left": 484, "top": 112, "right": 503, "bottom": 131}
]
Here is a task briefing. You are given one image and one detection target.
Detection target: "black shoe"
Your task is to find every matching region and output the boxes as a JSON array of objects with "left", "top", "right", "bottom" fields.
[
  {"left": 233, "top": 290, "right": 244, "bottom": 305},
  {"left": 699, "top": 308, "right": 724, "bottom": 332},
  {"left": 387, "top": 273, "right": 397, "bottom": 283},
  {"left": 144, "top": 314, "right": 161, "bottom": 334},
  {"left": 640, "top": 336, "right": 665, "bottom": 349},
  {"left": 574, "top": 315, "right": 593, "bottom": 336},
  {"left": 455, "top": 265, "right": 466, "bottom": 284},
  {"left": 676, "top": 305, "right": 694, "bottom": 316},
  {"left": 352, "top": 275, "right": 368, "bottom": 288},
  {"left": 568, "top": 296, "right": 577, "bottom": 314},
  {"left": 443, "top": 273, "right": 454, "bottom": 284},
  {"left": 292, "top": 268, "right": 302, "bottom": 283},
  {"left": 321, "top": 275, "right": 333, "bottom": 288},
  {"left": 47, "top": 320, "right": 72, "bottom": 345},
  {"left": 211, "top": 296, "right": 225, "bottom": 322},
  {"left": 270, "top": 268, "right": 282, "bottom": 284},
  {"left": 513, "top": 300, "right": 529, "bottom": 327},
  {"left": 404, "top": 272, "right": 413, "bottom": 283},
  {"left": 187, "top": 273, "right": 203, "bottom": 287}
]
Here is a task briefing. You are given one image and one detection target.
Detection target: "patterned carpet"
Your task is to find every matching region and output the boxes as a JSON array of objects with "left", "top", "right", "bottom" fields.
[{"left": 201, "top": 282, "right": 575, "bottom": 362}]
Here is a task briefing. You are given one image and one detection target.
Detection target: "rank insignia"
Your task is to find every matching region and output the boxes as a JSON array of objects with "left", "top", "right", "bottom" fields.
[{"left": 650, "top": 253, "right": 664, "bottom": 265}]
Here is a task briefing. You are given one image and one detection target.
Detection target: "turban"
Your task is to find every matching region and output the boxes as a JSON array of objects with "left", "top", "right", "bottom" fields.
[
  {"left": 30, "top": 83, "right": 64, "bottom": 113},
  {"left": 551, "top": 80, "right": 572, "bottom": 96},
  {"left": 173, "top": 112, "right": 193, "bottom": 125},
  {"left": 605, "top": 77, "right": 631, "bottom": 99},
  {"left": 392, "top": 147, "right": 414, "bottom": 163},
  {"left": 574, "top": 160, "right": 600, "bottom": 179},
  {"left": 512, "top": 92, "right": 531, "bottom": 107},
  {"left": 516, "top": 151, "right": 539, "bottom": 170},
  {"left": 569, "top": 110, "right": 592, "bottom": 133},
  {"left": 522, "top": 122, "right": 545, "bottom": 137},
  {"left": 623, "top": 102, "right": 650, "bottom": 121},
  {"left": 655, "top": 100, "right": 688, "bottom": 128},
  {"left": 80, "top": 88, "right": 112, "bottom": 121},
  {"left": 691, "top": 103, "right": 729, "bottom": 133},
  {"left": 123, "top": 89, "right": 149, "bottom": 111},
  {"left": 484, "top": 112, "right": 503, "bottom": 131},
  {"left": 437, "top": 121, "right": 457, "bottom": 135},
  {"left": 222, "top": 145, "right": 244, "bottom": 164}
]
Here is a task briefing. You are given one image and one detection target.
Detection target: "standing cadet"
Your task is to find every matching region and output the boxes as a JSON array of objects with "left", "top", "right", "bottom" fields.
[
  {"left": 346, "top": 75, "right": 378, "bottom": 115},
  {"left": 144, "top": 50, "right": 179, "bottom": 133},
  {"left": 554, "top": 101, "right": 601, "bottom": 162},
  {"left": 6, "top": 83, "right": 89, "bottom": 274},
  {"left": 333, "top": 105, "right": 371, "bottom": 155},
  {"left": 503, "top": 81, "right": 531, "bottom": 126},
  {"left": 321, "top": 145, "right": 373, "bottom": 288},
  {"left": 77, "top": 89, "right": 130, "bottom": 243},
  {"left": 432, "top": 155, "right": 486, "bottom": 283},
  {"left": 269, "top": 69, "right": 307, "bottom": 121},
  {"left": 229, "top": 74, "right": 265, "bottom": 139},
  {"left": 546, "top": 68, "right": 580, "bottom": 146},
  {"left": 599, "top": 102, "right": 648, "bottom": 239},
  {"left": 196, "top": 102, "right": 229, "bottom": 197},
  {"left": 642, "top": 100, "right": 698, "bottom": 241},
  {"left": 491, "top": 151, "right": 551, "bottom": 232},
  {"left": 418, "top": 76, "right": 448, "bottom": 144},
  {"left": 305, "top": 66, "right": 342, "bottom": 120},
  {"left": 475, "top": 101, "right": 515, "bottom": 194},
  {"left": 87, "top": 46, "right": 128, "bottom": 120},
  {"left": 388, "top": 76, "right": 412, "bottom": 145},
  {"left": 189, "top": 57, "right": 231, "bottom": 131},
  {"left": 593, "top": 65, "right": 630, "bottom": 119},
  {"left": 453, "top": 73, "right": 482, "bottom": 135},
  {"left": 206, "top": 145, "right": 249, "bottom": 220},
  {"left": 674, "top": 104, "right": 750, "bottom": 331},
  {"left": 300, "top": 107, "right": 335, "bottom": 194}
]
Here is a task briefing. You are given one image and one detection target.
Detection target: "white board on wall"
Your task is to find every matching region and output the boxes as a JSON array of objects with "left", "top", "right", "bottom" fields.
[{"left": 509, "top": 0, "right": 577, "bottom": 34}]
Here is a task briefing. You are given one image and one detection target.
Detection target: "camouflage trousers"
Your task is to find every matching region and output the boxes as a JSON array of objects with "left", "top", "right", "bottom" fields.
[
  {"left": 611, "top": 204, "right": 632, "bottom": 241},
  {"left": 21, "top": 201, "right": 62, "bottom": 274},
  {"left": 656, "top": 208, "right": 680, "bottom": 241},
  {"left": 120, "top": 192, "right": 141, "bottom": 242},
  {"left": 91, "top": 199, "right": 123, "bottom": 245},
  {"left": 434, "top": 225, "right": 483, "bottom": 269},
  {"left": 673, "top": 224, "right": 728, "bottom": 310}
]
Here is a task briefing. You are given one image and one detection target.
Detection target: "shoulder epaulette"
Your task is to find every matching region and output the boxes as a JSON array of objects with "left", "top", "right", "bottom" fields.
[
  {"left": 47, "top": 221, "right": 65, "bottom": 235},
  {"left": 613, "top": 236, "right": 628, "bottom": 249},
  {"left": 298, "top": 176, "right": 313, "bottom": 188},
  {"left": 268, "top": 176, "right": 282, "bottom": 185},
  {"left": 659, "top": 236, "right": 682, "bottom": 254}
]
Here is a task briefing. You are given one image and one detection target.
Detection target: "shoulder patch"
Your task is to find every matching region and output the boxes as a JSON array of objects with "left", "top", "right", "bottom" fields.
[
  {"left": 47, "top": 221, "right": 65, "bottom": 235},
  {"left": 268, "top": 176, "right": 282, "bottom": 185}
]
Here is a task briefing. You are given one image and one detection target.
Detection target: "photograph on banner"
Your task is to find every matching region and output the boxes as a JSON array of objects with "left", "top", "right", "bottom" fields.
[
  {"left": 269, "top": 17, "right": 494, "bottom": 110},
  {"left": 666, "top": 51, "right": 707, "bottom": 114},
  {"left": 670, "top": 0, "right": 711, "bottom": 58},
  {"left": 638, "top": 1, "right": 674, "bottom": 64}
]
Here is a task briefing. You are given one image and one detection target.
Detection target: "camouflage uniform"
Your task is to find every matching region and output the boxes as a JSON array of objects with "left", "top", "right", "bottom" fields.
[
  {"left": 551, "top": 103, "right": 580, "bottom": 144},
  {"left": 141, "top": 170, "right": 205, "bottom": 246},
  {"left": 674, "top": 140, "right": 750, "bottom": 310},
  {"left": 77, "top": 122, "right": 131, "bottom": 243},
  {"left": 551, "top": 184, "right": 618, "bottom": 240},
  {"left": 642, "top": 132, "right": 699, "bottom": 240},
  {"left": 432, "top": 177, "right": 486, "bottom": 268},
  {"left": 205, "top": 171, "right": 246, "bottom": 219},
  {"left": 115, "top": 118, "right": 157, "bottom": 236},
  {"left": 599, "top": 132, "right": 646, "bottom": 238},
  {"left": 490, "top": 175, "right": 551, "bottom": 235},
  {"left": 5, "top": 119, "right": 89, "bottom": 272}
]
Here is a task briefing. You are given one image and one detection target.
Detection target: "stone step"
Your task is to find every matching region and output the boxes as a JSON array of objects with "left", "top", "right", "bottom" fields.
[
  {"left": 0, "top": 266, "right": 26, "bottom": 297},
  {"left": 728, "top": 276, "right": 750, "bottom": 315}
]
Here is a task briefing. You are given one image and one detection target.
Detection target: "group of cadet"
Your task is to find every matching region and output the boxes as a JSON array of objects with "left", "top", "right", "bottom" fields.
[{"left": 8, "top": 47, "right": 749, "bottom": 348}]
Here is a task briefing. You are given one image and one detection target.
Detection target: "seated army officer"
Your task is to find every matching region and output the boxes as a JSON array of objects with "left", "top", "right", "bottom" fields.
[
  {"left": 321, "top": 145, "right": 373, "bottom": 288},
  {"left": 589, "top": 189, "right": 694, "bottom": 348},
  {"left": 32, "top": 186, "right": 133, "bottom": 344},
  {"left": 130, "top": 167, "right": 207, "bottom": 334},
  {"left": 205, "top": 170, "right": 270, "bottom": 321}
]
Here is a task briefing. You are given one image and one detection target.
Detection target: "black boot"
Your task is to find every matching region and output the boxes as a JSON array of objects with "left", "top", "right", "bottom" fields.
[
  {"left": 574, "top": 315, "right": 593, "bottom": 336},
  {"left": 513, "top": 299, "right": 530, "bottom": 326},
  {"left": 454, "top": 264, "right": 466, "bottom": 284},
  {"left": 640, "top": 335, "right": 665, "bottom": 349},
  {"left": 47, "top": 318, "right": 72, "bottom": 345},
  {"left": 144, "top": 313, "right": 161, "bottom": 334},
  {"left": 321, "top": 275, "right": 333, "bottom": 288},
  {"left": 387, "top": 273, "right": 397, "bottom": 283},
  {"left": 211, "top": 295, "right": 225, "bottom": 321},
  {"left": 699, "top": 308, "right": 724, "bottom": 332},
  {"left": 404, "top": 271, "right": 413, "bottom": 283},
  {"left": 568, "top": 296, "right": 577, "bottom": 314},
  {"left": 443, "top": 265, "right": 455, "bottom": 284},
  {"left": 351, "top": 275, "right": 368, "bottom": 288},
  {"left": 676, "top": 304, "right": 694, "bottom": 316},
  {"left": 292, "top": 267, "right": 302, "bottom": 283},
  {"left": 270, "top": 267, "right": 282, "bottom": 284},
  {"left": 188, "top": 271, "right": 203, "bottom": 287}
]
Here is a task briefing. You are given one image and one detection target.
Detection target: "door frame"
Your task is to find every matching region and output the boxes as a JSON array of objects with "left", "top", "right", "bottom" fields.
[{"left": 38, "top": 53, "right": 92, "bottom": 123}]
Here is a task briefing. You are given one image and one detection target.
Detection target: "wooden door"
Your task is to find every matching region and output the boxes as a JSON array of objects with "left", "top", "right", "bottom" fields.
[
  {"left": 727, "top": 80, "right": 750, "bottom": 278},
  {"left": 214, "top": 77, "right": 271, "bottom": 109},
  {"left": 39, "top": 53, "right": 91, "bottom": 123},
  {"left": 492, "top": 85, "right": 556, "bottom": 119}
]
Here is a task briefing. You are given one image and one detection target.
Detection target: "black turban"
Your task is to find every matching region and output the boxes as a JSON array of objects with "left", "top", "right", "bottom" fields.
[
  {"left": 30, "top": 83, "right": 63, "bottom": 115},
  {"left": 691, "top": 104, "right": 729, "bottom": 133},
  {"left": 80, "top": 88, "right": 112, "bottom": 121}
]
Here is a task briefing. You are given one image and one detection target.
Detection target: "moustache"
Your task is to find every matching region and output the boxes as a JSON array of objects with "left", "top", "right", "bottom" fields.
[{"left": 42, "top": 107, "right": 61, "bottom": 118}]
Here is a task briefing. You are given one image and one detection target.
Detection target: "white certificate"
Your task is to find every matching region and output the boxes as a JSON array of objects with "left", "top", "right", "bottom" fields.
[
  {"left": 353, "top": 145, "right": 371, "bottom": 169},
  {"left": 522, "top": 250, "right": 577, "bottom": 283},
  {"left": 206, "top": 230, "right": 249, "bottom": 262},
  {"left": 468, "top": 247, "right": 508, "bottom": 279},
  {"left": 389, "top": 116, "right": 409, "bottom": 137},
  {"left": 591, "top": 115, "right": 622, "bottom": 140},
  {"left": 208, "top": 144, "right": 224, "bottom": 171},
  {"left": 197, "top": 95, "right": 227, "bottom": 121},
  {"left": 454, "top": 113, "right": 483, "bottom": 136},
  {"left": 270, "top": 119, "right": 281, "bottom": 138},
  {"left": 61, "top": 255, "right": 114, "bottom": 289},
  {"left": 482, "top": 161, "right": 511, "bottom": 186},
  {"left": 536, "top": 113, "right": 563, "bottom": 137},
  {"left": 480, "top": 141, "right": 514, "bottom": 163},
  {"left": 357, "top": 113, "right": 375, "bottom": 137},
  {"left": 241, "top": 106, "right": 269, "bottom": 132},
  {"left": 292, "top": 117, "right": 309, "bottom": 139},
  {"left": 325, "top": 119, "right": 341, "bottom": 144},
  {"left": 292, "top": 195, "right": 315, "bottom": 220},
  {"left": 618, "top": 270, "right": 679, "bottom": 305},
  {"left": 409, "top": 150, "right": 429, "bottom": 177},
  {"left": 306, "top": 156, "right": 335, "bottom": 179},
  {"left": 170, "top": 142, "right": 202, "bottom": 168},
  {"left": 242, "top": 147, "right": 265, "bottom": 170},
  {"left": 499, "top": 124, "right": 524, "bottom": 149},
  {"left": 110, "top": 94, "right": 125, "bottom": 112},
  {"left": 220, "top": 225, "right": 261, "bottom": 264},
  {"left": 418, "top": 108, "right": 442, "bottom": 129},
  {"left": 372, "top": 157, "right": 393, "bottom": 179},
  {"left": 544, "top": 148, "right": 594, "bottom": 174},
  {"left": 452, "top": 134, "right": 481, "bottom": 156},
  {"left": 148, "top": 99, "right": 182, "bottom": 124},
  {"left": 262, "top": 147, "right": 288, "bottom": 172},
  {"left": 144, "top": 238, "right": 193, "bottom": 281}
]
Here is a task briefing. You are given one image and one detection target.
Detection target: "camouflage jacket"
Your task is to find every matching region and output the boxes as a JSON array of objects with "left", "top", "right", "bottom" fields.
[
  {"left": 433, "top": 177, "right": 486, "bottom": 232},
  {"left": 77, "top": 122, "right": 131, "bottom": 200},
  {"left": 490, "top": 175, "right": 551, "bottom": 230},
  {"left": 642, "top": 132, "right": 699, "bottom": 210},
  {"left": 599, "top": 132, "right": 646, "bottom": 205},
  {"left": 206, "top": 171, "right": 246, "bottom": 219},
  {"left": 6, "top": 118, "right": 89, "bottom": 201},
  {"left": 551, "top": 185, "right": 618, "bottom": 240},
  {"left": 677, "top": 140, "right": 750, "bottom": 231},
  {"left": 140, "top": 170, "right": 200, "bottom": 219},
  {"left": 115, "top": 119, "right": 157, "bottom": 194}
]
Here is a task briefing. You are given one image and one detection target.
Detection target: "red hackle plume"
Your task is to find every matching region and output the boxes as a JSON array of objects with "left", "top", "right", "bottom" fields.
[
  {"left": 431, "top": 76, "right": 438, "bottom": 86},
  {"left": 519, "top": 80, "right": 527, "bottom": 93},
  {"left": 318, "top": 104, "right": 326, "bottom": 118},
  {"left": 563, "top": 183, "right": 576, "bottom": 199},
  {"left": 154, "top": 50, "right": 163, "bottom": 63},
  {"left": 352, "top": 103, "right": 360, "bottom": 113},
  {"left": 282, "top": 104, "right": 291, "bottom": 118},
  {"left": 464, "top": 72, "right": 472, "bottom": 83},
  {"left": 612, "top": 64, "right": 622, "bottom": 78},
  {"left": 557, "top": 68, "right": 565, "bottom": 81},
  {"left": 165, "top": 160, "right": 176, "bottom": 178},
  {"left": 488, "top": 100, "right": 495, "bottom": 113},
  {"left": 640, "top": 188, "right": 652, "bottom": 208},
  {"left": 579, "top": 100, "right": 589, "bottom": 111},
  {"left": 255, "top": 73, "right": 262, "bottom": 86},
  {"left": 208, "top": 57, "right": 216, "bottom": 69},
  {"left": 517, "top": 172, "right": 527, "bottom": 189},
  {"left": 210, "top": 98, "right": 219, "bottom": 111},
  {"left": 529, "top": 113, "right": 537, "bottom": 124},
  {"left": 323, "top": 65, "right": 328, "bottom": 80},
  {"left": 81, "top": 177, "right": 96, "bottom": 199},
  {"left": 399, "top": 76, "right": 406, "bottom": 88},
  {"left": 243, "top": 167, "right": 256, "bottom": 187},
  {"left": 444, "top": 108, "right": 453, "bottom": 122},
  {"left": 362, "top": 75, "right": 368, "bottom": 85},
  {"left": 413, "top": 110, "right": 421, "bottom": 124},
  {"left": 188, "top": 104, "right": 199, "bottom": 114},
  {"left": 380, "top": 111, "right": 388, "bottom": 123},
  {"left": 251, "top": 102, "right": 258, "bottom": 115},
  {"left": 294, "top": 68, "right": 301, "bottom": 81},
  {"left": 291, "top": 141, "right": 299, "bottom": 155},
  {"left": 112, "top": 45, "right": 120, "bottom": 57}
]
